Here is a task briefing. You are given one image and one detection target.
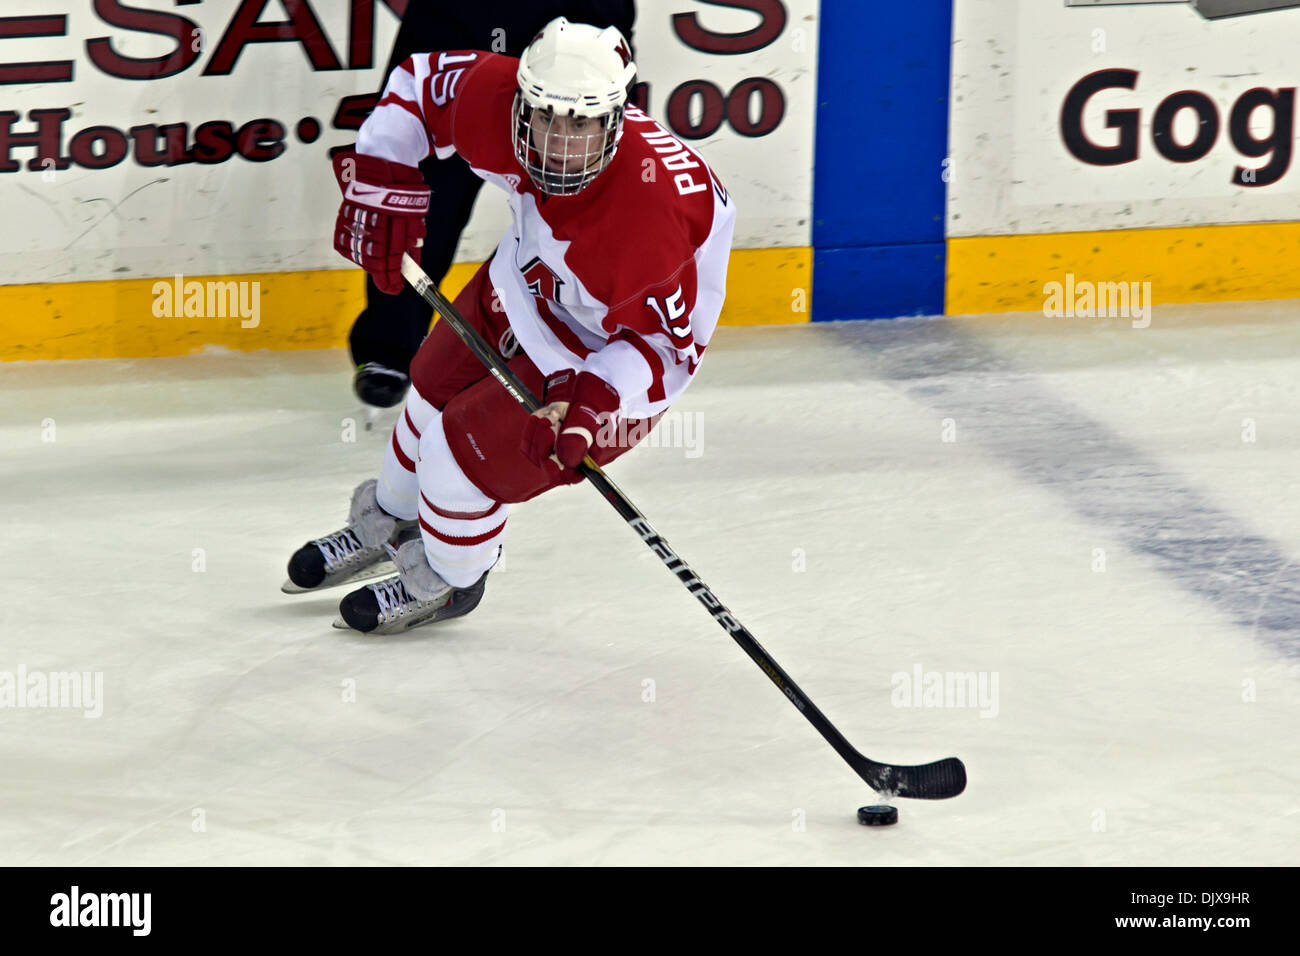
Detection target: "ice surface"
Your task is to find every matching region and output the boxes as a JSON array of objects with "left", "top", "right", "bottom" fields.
[{"left": 2, "top": 303, "right": 1298, "bottom": 865}]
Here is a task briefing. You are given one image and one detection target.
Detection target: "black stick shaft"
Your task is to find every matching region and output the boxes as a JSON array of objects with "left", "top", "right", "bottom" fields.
[{"left": 398, "top": 255, "right": 965, "bottom": 800}]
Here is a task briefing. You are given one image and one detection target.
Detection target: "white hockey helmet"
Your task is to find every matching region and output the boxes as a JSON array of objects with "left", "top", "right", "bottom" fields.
[{"left": 513, "top": 17, "right": 637, "bottom": 196}]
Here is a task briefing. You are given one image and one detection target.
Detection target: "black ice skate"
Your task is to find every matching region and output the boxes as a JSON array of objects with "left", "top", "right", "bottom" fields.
[
  {"left": 335, "top": 538, "right": 489, "bottom": 634},
  {"left": 283, "top": 479, "right": 417, "bottom": 593},
  {"left": 354, "top": 362, "right": 410, "bottom": 409}
]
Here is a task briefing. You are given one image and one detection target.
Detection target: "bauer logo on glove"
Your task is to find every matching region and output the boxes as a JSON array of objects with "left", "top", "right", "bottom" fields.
[{"left": 332, "top": 152, "right": 431, "bottom": 295}]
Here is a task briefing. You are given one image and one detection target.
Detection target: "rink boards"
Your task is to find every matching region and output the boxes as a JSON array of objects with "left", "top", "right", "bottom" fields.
[
  {"left": 0, "top": 1, "right": 816, "bottom": 359},
  {"left": 3, "top": 1, "right": 1300, "bottom": 358},
  {"left": 943, "top": 1, "right": 1300, "bottom": 316}
]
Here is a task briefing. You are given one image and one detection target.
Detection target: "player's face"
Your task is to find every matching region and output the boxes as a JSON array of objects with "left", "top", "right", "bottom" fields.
[{"left": 529, "top": 109, "right": 606, "bottom": 175}]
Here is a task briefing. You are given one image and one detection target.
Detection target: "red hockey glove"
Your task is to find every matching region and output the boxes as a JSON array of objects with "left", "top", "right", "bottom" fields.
[
  {"left": 521, "top": 370, "right": 621, "bottom": 471},
  {"left": 332, "top": 152, "right": 430, "bottom": 295}
]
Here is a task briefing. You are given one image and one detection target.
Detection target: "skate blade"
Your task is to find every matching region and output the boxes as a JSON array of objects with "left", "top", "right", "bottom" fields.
[
  {"left": 328, "top": 613, "right": 423, "bottom": 632},
  {"left": 335, "top": 579, "right": 487, "bottom": 635},
  {"left": 280, "top": 560, "right": 396, "bottom": 594},
  {"left": 330, "top": 607, "right": 443, "bottom": 633}
]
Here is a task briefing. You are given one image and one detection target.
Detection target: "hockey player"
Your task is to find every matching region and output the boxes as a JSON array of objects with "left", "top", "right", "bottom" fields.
[
  {"left": 349, "top": 1, "right": 637, "bottom": 409},
  {"left": 285, "top": 17, "right": 736, "bottom": 634}
]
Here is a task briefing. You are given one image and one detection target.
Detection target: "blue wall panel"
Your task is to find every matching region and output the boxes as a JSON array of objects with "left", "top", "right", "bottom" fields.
[{"left": 813, "top": 0, "right": 953, "bottom": 320}]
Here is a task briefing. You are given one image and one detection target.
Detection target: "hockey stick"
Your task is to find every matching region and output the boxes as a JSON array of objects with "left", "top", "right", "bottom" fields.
[{"left": 399, "top": 253, "right": 966, "bottom": 800}]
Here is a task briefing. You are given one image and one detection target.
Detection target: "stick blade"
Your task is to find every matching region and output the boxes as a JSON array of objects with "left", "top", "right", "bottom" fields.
[{"left": 855, "top": 755, "right": 967, "bottom": 800}]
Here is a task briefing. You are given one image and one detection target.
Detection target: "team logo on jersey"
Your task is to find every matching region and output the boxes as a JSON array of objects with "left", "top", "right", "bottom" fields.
[{"left": 520, "top": 256, "right": 564, "bottom": 303}]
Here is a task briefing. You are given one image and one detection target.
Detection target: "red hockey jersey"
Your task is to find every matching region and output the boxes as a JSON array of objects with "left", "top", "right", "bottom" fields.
[{"left": 356, "top": 51, "right": 736, "bottom": 419}]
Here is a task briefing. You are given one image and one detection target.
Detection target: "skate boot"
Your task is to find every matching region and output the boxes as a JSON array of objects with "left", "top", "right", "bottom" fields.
[
  {"left": 335, "top": 538, "right": 490, "bottom": 634},
  {"left": 283, "top": 479, "right": 417, "bottom": 593},
  {"left": 354, "top": 362, "right": 410, "bottom": 409}
]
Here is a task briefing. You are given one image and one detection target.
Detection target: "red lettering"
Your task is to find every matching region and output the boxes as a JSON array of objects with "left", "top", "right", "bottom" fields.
[
  {"left": 205, "top": 0, "right": 343, "bottom": 76},
  {"left": 0, "top": 15, "right": 66, "bottom": 40},
  {"left": 0, "top": 61, "right": 73, "bottom": 85},
  {"left": 192, "top": 121, "right": 237, "bottom": 164},
  {"left": 347, "top": 0, "right": 410, "bottom": 70},
  {"left": 3, "top": 114, "right": 302, "bottom": 172},
  {"left": 331, "top": 92, "right": 379, "bottom": 133},
  {"left": 666, "top": 78, "right": 784, "bottom": 140},
  {"left": 68, "top": 125, "right": 129, "bottom": 170},
  {"left": 130, "top": 123, "right": 193, "bottom": 166},
  {"left": 0, "top": 109, "right": 71, "bottom": 173},
  {"left": 329, "top": 92, "right": 379, "bottom": 158},
  {"left": 236, "top": 118, "right": 286, "bottom": 162},
  {"left": 726, "top": 77, "right": 784, "bottom": 137},
  {"left": 0, "top": 14, "right": 73, "bottom": 85},
  {"left": 86, "top": 0, "right": 199, "bottom": 81},
  {"left": 672, "top": 0, "right": 786, "bottom": 55},
  {"left": 667, "top": 81, "right": 726, "bottom": 140}
]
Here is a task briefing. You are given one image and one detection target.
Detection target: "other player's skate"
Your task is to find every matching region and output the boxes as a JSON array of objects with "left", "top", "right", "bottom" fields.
[
  {"left": 335, "top": 538, "right": 489, "bottom": 634},
  {"left": 354, "top": 362, "right": 410, "bottom": 409},
  {"left": 283, "top": 479, "right": 416, "bottom": 593}
]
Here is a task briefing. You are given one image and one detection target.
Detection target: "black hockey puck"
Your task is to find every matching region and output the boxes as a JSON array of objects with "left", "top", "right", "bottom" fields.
[{"left": 857, "top": 805, "right": 898, "bottom": 826}]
